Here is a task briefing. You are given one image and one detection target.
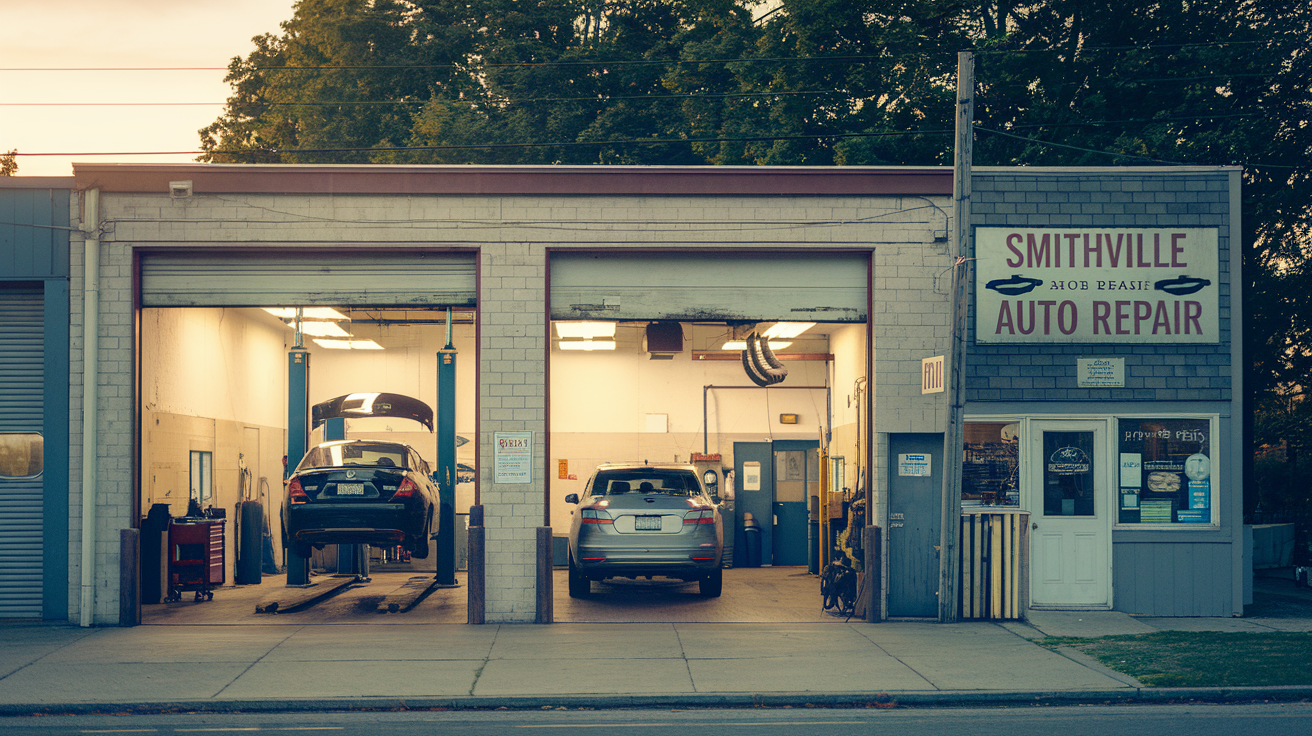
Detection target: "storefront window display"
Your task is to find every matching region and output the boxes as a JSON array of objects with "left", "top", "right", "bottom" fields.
[
  {"left": 962, "top": 422, "right": 1020, "bottom": 507},
  {"left": 1116, "top": 418, "right": 1213, "bottom": 525}
]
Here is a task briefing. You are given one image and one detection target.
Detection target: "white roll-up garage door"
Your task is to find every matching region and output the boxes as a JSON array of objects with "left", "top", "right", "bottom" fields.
[
  {"left": 0, "top": 288, "right": 44, "bottom": 618},
  {"left": 140, "top": 251, "right": 477, "bottom": 308},
  {"left": 550, "top": 252, "right": 868, "bottom": 322}
]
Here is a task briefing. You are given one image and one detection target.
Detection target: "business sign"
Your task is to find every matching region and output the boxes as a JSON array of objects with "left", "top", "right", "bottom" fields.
[{"left": 975, "top": 227, "right": 1219, "bottom": 344}]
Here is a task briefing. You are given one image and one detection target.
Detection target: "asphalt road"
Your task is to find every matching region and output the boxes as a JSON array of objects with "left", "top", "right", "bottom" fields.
[{"left": 4, "top": 704, "right": 1312, "bottom": 736}]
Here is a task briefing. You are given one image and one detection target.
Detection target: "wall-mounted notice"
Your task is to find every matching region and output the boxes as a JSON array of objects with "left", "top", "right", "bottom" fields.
[
  {"left": 922, "top": 356, "right": 945, "bottom": 394},
  {"left": 975, "top": 227, "right": 1219, "bottom": 344},
  {"left": 493, "top": 431, "right": 533, "bottom": 484},
  {"left": 1078, "top": 358, "right": 1125, "bottom": 387},
  {"left": 743, "top": 461, "right": 761, "bottom": 491},
  {"left": 898, "top": 453, "right": 932, "bottom": 477}
]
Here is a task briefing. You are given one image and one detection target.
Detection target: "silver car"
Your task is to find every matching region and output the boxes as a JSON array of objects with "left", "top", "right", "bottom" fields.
[{"left": 564, "top": 463, "right": 724, "bottom": 598}]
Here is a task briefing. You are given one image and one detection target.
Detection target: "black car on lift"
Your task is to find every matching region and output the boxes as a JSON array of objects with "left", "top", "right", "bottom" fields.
[{"left": 282, "top": 393, "right": 439, "bottom": 559}]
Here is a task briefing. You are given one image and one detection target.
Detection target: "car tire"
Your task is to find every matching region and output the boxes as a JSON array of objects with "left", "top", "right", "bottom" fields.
[
  {"left": 409, "top": 510, "right": 433, "bottom": 560},
  {"left": 567, "top": 550, "right": 590, "bottom": 599},
  {"left": 699, "top": 567, "right": 723, "bottom": 598}
]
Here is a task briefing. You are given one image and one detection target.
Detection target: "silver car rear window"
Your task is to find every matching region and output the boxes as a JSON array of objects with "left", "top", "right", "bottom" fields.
[{"left": 594, "top": 469, "right": 700, "bottom": 497}]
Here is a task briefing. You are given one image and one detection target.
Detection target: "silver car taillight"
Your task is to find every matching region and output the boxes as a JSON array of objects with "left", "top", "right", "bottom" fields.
[
  {"left": 682, "top": 509, "right": 715, "bottom": 525},
  {"left": 581, "top": 508, "right": 614, "bottom": 524}
]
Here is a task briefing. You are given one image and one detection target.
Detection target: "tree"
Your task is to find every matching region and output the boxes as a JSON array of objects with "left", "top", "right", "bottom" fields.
[
  {"left": 0, "top": 149, "right": 16, "bottom": 176},
  {"left": 203, "top": 0, "right": 1312, "bottom": 431}
]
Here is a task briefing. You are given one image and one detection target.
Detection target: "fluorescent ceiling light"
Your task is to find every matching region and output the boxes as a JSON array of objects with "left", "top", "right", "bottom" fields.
[
  {"left": 761, "top": 322, "right": 815, "bottom": 339},
  {"left": 263, "top": 307, "right": 350, "bottom": 321},
  {"left": 288, "top": 321, "right": 352, "bottom": 338},
  {"left": 722, "top": 340, "right": 790, "bottom": 351},
  {"left": 554, "top": 321, "right": 617, "bottom": 339},
  {"left": 559, "top": 339, "right": 616, "bottom": 351},
  {"left": 313, "top": 338, "right": 383, "bottom": 350}
]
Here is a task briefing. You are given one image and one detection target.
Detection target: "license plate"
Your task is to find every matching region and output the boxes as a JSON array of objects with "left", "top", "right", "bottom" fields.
[
  {"left": 336, "top": 483, "right": 365, "bottom": 495},
  {"left": 635, "top": 515, "right": 661, "bottom": 531}
]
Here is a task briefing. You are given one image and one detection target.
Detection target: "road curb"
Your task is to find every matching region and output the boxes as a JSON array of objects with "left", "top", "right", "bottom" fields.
[{"left": 3, "top": 686, "right": 1312, "bottom": 717}]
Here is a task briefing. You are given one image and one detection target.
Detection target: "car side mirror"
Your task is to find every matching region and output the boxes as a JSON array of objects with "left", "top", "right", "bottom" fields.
[{"left": 564, "top": 493, "right": 579, "bottom": 505}]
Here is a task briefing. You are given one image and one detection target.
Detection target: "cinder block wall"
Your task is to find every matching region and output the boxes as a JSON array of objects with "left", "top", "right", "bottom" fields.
[{"left": 72, "top": 188, "right": 945, "bottom": 624}]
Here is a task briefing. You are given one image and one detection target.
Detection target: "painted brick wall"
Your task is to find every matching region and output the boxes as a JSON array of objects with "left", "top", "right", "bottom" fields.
[
  {"left": 967, "top": 170, "right": 1233, "bottom": 402},
  {"left": 77, "top": 188, "right": 944, "bottom": 624}
]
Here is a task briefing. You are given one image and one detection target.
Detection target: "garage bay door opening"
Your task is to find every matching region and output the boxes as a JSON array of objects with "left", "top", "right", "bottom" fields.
[
  {"left": 137, "top": 250, "right": 477, "bottom": 624},
  {"left": 547, "top": 251, "right": 872, "bottom": 623}
]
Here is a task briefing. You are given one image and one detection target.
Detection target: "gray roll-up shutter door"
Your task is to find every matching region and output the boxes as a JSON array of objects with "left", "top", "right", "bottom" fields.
[
  {"left": 550, "top": 252, "right": 869, "bottom": 322},
  {"left": 140, "top": 251, "right": 477, "bottom": 308},
  {"left": 0, "top": 288, "right": 44, "bottom": 618}
]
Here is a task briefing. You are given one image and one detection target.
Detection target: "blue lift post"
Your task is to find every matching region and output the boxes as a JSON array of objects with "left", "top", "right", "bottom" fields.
[
  {"left": 435, "top": 309, "right": 458, "bottom": 586},
  {"left": 286, "top": 345, "right": 312, "bottom": 586}
]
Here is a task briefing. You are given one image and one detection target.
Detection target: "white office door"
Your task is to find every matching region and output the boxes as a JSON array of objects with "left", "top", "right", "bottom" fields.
[{"left": 1029, "top": 420, "right": 1111, "bottom": 608}]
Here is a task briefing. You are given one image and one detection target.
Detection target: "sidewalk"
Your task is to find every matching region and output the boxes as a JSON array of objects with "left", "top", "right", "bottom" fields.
[{"left": 3, "top": 596, "right": 1310, "bottom": 715}]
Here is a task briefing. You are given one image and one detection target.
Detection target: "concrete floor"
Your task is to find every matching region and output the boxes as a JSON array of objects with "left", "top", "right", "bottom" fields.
[{"left": 141, "top": 566, "right": 830, "bottom": 625}]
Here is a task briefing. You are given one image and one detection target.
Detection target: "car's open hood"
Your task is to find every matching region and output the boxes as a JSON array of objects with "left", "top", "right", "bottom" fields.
[{"left": 312, "top": 392, "right": 434, "bottom": 432}]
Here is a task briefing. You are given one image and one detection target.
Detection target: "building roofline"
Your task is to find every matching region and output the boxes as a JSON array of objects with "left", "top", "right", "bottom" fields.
[
  {"left": 0, "top": 176, "right": 77, "bottom": 190},
  {"left": 71, "top": 163, "right": 954, "bottom": 196}
]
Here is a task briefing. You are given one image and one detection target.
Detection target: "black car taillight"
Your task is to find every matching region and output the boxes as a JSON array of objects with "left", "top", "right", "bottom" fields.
[
  {"left": 288, "top": 477, "right": 309, "bottom": 504},
  {"left": 392, "top": 477, "right": 419, "bottom": 500}
]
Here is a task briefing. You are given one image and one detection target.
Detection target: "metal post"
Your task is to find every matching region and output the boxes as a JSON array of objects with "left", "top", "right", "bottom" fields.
[
  {"left": 938, "top": 51, "right": 974, "bottom": 623},
  {"left": 536, "top": 526, "right": 554, "bottom": 624},
  {"left": 286, "top": 347, "right": 311, "bottom": 586},
  {"left": 467, "top": 505, "right": 485, "bottom": 624},
  {"left": 435, "top": 308, "right": 458, "bottom": 586},
  {"left": 119, "top": 528, "right": 140, "bottom": 627}
]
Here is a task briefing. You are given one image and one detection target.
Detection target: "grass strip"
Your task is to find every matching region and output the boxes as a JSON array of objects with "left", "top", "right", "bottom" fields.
[{"left": 1040, "top": 631, "right": 1312, "bottom": 687}]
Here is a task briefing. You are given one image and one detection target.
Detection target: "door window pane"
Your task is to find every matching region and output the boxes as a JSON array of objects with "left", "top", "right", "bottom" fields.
[
  {"left": 1042, "top": 431, "right": 1095, "bottom": 516},
  {"left": 0, "top": 434, "right": 43, "bottom": 477}
]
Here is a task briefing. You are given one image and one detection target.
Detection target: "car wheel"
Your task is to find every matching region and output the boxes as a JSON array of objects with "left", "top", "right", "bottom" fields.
[
  {"left": 699, "top": 567, "right": 723, "bottom": 598},
  {"left": 567, "top": 550, "right": 590, "bottom": 599},
  {"left": 409, "top": 510, "right": 433, "bottom": 560}
]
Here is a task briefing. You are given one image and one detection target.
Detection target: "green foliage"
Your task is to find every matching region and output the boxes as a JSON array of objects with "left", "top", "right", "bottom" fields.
[
  {"left": 0, "top": 149, "right": 16, "bottom": 176},
  {"left": 202, "top": 0, "right": 1312, "bottom": 413}
]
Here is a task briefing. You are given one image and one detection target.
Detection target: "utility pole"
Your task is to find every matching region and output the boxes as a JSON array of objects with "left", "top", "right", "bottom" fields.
[{"left": 939, "top": 51, "right": 974, "bottom": 623}]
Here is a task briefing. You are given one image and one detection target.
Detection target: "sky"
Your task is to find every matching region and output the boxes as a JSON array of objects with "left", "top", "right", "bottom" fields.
[{"left": 1, "top": 0, "right": 298, "bottom": 177}]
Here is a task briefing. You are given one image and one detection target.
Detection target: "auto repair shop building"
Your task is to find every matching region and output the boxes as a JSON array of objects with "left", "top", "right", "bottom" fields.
[{"left": 2, "top": 163, "right": 1242, "bottom": 624}]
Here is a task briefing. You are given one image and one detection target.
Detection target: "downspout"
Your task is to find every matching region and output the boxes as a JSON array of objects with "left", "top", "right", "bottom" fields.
[{"left": 79, "top": 188, "right": 100, "bottom": 627}]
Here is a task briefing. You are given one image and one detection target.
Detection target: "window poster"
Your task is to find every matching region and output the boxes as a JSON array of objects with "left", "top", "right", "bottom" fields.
[
  {"left": 962, "top": 422, "right": 1020, "bottom": 507},
  {"left": 1116, "top": 418, "right": 1211, "bottom": 525}
]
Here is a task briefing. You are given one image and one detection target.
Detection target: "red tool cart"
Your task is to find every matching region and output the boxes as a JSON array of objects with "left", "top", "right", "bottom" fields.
[{"left": 166, "top": 517, "right": 225, "bottom": 602}]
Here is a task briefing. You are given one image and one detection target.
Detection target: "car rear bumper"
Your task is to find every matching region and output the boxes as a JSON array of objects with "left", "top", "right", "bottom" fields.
[
  {"left": 574, "top": 545, "right": 721, "bottom": 580},
  {"left": 286, "top": 503, "right": 422, "bottom": 546}
]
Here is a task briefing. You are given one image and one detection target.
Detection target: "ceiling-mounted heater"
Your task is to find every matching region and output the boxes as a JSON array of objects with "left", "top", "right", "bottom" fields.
[{"left": 645, "top": 322, "right": 683, "bottom": 360}]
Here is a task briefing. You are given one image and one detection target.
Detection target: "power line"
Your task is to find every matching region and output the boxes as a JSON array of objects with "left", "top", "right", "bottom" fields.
[
  {"left": 0, "top": 40, "right": 1284, "bottom": 74},
  {"left": 9, "top": 128, "right": 956, "bottom": 157}
]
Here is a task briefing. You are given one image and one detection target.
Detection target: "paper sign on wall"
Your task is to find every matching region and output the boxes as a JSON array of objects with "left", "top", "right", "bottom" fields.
[
  {"left": 743, "top": 461, "right": 761, "bottom": 491},
  {"left": 493, "top": 431, "right": 533, "bottom": 484},
  {"left": 898, "top": 454, "right": 932, "bottom": 477}
]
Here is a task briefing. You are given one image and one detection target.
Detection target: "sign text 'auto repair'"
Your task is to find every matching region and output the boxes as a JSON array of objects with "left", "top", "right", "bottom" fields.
[{"left": 974, "top": 227, "right": 1220, "bottom": 344}]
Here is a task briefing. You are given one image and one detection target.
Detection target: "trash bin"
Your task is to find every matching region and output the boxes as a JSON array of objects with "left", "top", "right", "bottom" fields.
[{"left": 742, "top": 512, "right": 762, "bottom": 568}]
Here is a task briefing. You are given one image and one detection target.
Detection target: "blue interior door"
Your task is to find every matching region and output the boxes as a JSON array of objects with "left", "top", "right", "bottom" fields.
[
  {"left": 772, "top": 440, "right": 817, "bottom": 566},
  {"left": 733, "top": 442, "right": 773, "bottom": 566}
]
